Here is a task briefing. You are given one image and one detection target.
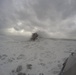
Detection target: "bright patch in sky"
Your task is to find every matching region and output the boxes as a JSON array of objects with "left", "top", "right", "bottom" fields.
[{"left": 6, "top": 27, "right": 32, "bottom": 36}]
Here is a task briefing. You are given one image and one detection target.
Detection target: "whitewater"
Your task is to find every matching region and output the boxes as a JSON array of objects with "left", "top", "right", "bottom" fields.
[{"left": 0, "top": 34, "right": 76, "bottom": 75}]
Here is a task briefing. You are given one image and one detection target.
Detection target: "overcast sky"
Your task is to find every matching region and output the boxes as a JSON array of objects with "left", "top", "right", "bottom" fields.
[{"left": 0, "top": 0, "right": 76, "bottom": 38}]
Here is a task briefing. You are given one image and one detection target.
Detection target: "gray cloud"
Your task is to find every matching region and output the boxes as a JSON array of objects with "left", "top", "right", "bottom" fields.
[{"left": 0, "top": 0, "right": 76, "bottom": 38}]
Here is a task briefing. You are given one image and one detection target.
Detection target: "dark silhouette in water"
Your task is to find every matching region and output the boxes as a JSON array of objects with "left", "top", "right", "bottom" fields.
[{"left": 31, "top": 33, "right": 38, "bottom": 41}]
